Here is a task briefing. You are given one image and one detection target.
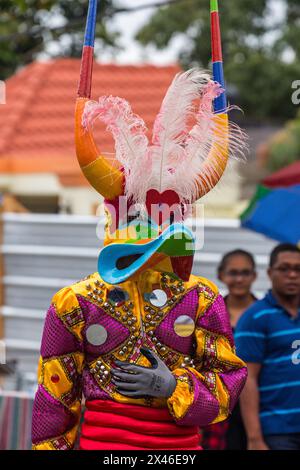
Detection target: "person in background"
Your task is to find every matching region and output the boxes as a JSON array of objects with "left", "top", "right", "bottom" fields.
[
  {"left": 235, "top": 243, "right": 300, "bottom": 450},
  {"left": 201, "top": 249, "right": 257, "bottom": 450}
]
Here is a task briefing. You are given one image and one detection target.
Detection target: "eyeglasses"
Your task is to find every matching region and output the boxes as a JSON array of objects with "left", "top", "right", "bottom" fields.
[
  {"left": 224, "top": 269, "right": 255, "bottom": 278},
  {"left": 273, "top": 265, "right": 300, "bottom": 275}
]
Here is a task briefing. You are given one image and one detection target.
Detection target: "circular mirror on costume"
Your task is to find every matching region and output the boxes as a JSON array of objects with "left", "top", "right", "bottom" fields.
[
  {"left": 86, "top": 324, "right": 108, "bottom": 346},
  {"left": 174, "top": 315, "right": 195, "bottom": 337},
  {"left": 149, "top": 289, "right": 168, "bottom": 307}
]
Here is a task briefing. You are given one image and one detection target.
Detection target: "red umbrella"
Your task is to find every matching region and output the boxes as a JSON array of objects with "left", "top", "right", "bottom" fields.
[{"left": 263, "top": 161, "right": 300, "bottom": 188}]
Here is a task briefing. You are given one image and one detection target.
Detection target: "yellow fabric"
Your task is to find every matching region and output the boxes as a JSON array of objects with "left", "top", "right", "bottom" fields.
[
  {"left": 42, "top": 358, "right": 73, "bottom": 397},
  {"left": 32, "top": 441, "right": 55, "bottom": 450},
  {"left": 196, "top": 276, "right": 219, "bottom": 316},
  {"left": 52, "top": 286, "right": 85, "bottom": 341},
  {"left": 40, "top": 352, "right": 84, "bottom": 399},
  {"left": 167, "top": 370, "right": 194, "bottom": 420}
]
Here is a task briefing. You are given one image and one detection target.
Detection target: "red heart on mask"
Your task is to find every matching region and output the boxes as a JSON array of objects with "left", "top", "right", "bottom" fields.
[{"left": 146, "top": 189, "right": 181, "bottom": 226}]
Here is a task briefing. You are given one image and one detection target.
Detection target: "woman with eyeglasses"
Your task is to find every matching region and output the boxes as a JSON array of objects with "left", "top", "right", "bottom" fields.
[
  {"left": 201, "top": 249, "right": 257, "bottom": 450},
  {"left": 218, "top": 249, "right": 257, "bottom": 329}
]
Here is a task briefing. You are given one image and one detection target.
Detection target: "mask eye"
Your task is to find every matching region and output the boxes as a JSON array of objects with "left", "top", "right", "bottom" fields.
[{"left": 116, "top": 254, "right": 143, "bottom": 270}]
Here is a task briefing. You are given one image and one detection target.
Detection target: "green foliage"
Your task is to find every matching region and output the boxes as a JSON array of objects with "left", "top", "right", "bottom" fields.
[
  {"left": 136, "top": 0, "right": 300, "bottom": 121},
  {"left": 267, "top": 111, "right": 300, "bottom": 171},
  {"left": 0, "top": 0, "right": 117, "bottom": 80}
]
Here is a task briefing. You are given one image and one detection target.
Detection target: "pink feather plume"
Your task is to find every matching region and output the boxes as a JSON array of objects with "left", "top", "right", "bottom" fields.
[
  {"left": 82, "top": 69, "right": 248, "bottom": 208},
  {"left": 82, "top": 96, "right": 149, "bottom": 202}
]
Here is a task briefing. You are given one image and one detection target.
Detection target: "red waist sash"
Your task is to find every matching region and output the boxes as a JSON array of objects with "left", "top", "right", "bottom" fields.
[{"left": 79, "top": 400, "right": 202, "bottom": 450}]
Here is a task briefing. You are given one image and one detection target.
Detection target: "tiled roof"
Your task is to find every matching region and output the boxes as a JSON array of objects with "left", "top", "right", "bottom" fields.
[{"left": 0, "top": 59, "right": 181, "bottom": 186}]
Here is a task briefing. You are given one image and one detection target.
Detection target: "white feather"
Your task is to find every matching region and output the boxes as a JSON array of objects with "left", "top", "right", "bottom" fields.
[
  {"left": 82, "top": 96, "right": 149, "bottom": 202},
  {"left": 151, "top": 69, "right": 211, "bottom": 194},
  {"left": 83, "top": 70, "right": 248, "bottom": 209}
]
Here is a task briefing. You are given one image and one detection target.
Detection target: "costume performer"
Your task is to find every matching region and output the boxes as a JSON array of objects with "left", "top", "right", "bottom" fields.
[{"left": 31, "top": 0, "right": 247, "bottom": 450}]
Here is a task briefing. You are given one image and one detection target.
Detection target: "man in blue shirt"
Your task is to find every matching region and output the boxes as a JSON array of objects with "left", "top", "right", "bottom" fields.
[{"left": 235, "top": 243, "right": 300, "bottom": 450}]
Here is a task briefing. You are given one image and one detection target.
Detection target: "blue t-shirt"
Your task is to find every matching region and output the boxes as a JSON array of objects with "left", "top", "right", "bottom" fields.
[{"left": 235, "top": 290, "right": 300, "bottom": 436}]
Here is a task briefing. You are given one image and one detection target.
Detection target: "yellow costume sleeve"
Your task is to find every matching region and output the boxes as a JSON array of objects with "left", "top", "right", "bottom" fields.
[
  {"left": 31, "top": 287, "right": 85, "bottom": 450},
  {"left": 167, "top": 288, "right": 247, "bottom": 426}
]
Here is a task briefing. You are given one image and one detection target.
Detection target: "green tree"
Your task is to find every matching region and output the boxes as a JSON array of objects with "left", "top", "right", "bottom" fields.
[
  {"left": 0, "top": 0, "right": 117, "bottom": 80},
  {"left": 265, "top": 111, "right": 300, "bottom": 171},
  {"left": 136, "top": 0, "right": 300, "bottom": 121}
]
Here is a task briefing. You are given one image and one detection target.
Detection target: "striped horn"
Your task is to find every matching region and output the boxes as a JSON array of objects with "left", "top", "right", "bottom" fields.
[
  {"left": 75, "top": 0, "right": 124, "bottom": 200},
  {"left": 195, "top": 0, "right": 229, "bottom": 199}
]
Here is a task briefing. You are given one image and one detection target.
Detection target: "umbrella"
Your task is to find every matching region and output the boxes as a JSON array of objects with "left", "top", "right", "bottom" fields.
[
  {"left": 241, "top": 184, "right": 300, "bottom": 246},
  {"left": 263, "top": 161, "right": 300, "bottom": 188},
  {"left": 240, "top": 161, "right": 300, "bottom": 246}
]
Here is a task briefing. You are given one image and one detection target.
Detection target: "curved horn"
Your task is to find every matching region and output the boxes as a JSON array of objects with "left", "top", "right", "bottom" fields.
[
  {"left": 75, "top": 0, "right": 124, "bottom": 199},
  {"left": 195, "top": 0, "right": 229, "bottom": 199}
]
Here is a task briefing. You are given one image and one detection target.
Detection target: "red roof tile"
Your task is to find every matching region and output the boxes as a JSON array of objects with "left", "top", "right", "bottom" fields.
[{"left": 0, "top": 59, "right": 181, "bottom": 186}]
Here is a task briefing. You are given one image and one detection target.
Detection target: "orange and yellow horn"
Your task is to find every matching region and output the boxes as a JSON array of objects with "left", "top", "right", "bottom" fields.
[{"left": 75, "top": 0, "right": 124, "bottom": 199}]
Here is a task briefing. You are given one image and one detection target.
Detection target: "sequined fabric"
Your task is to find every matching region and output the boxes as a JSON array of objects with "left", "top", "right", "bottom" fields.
[
  {"left": 41, "top": 305, "right": 81, "bottom": 358},
  {"left": 82, "top": 369, "right": 111, "bottom": 400},
  {"left": 197, "top": 294, "right": 234, "bottom": 347},
  {"left": 32, "top": 271, "right": 247, "bottom": 450},
  {"left": 220, "top": 368, "right": 248, "bottom": 413},
  {"left": 154, "top": 289, "right": 198, "bottom": 354},
  {"left": 78, "top": 297, "right": 130, "bottom": 359},
  {"left": 32, "top": 385, "right": 76, "bottom": 444}
]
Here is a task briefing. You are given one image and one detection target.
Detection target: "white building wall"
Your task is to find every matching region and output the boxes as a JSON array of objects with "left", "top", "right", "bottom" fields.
[
  {"left": 0, "top": 162, "right": 246, "bottom": 217},
  {"left": 0, "top": 174, "right": 60, "bottom": 195}
]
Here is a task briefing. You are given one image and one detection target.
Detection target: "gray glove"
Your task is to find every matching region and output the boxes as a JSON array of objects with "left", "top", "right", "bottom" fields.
[{"left": 111, "top": 348, "right": 177, "bottom": 398}]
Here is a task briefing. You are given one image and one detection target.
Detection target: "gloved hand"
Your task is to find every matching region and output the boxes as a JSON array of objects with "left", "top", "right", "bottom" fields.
[{"left": 111, "top": 348, "right": 177, "bottom": 398}]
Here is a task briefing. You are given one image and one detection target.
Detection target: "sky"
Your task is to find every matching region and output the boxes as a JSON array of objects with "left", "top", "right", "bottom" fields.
[
  {"left": 100, "top": 0, "right": 186, "bottom": 65},
  {"left": 99, "top": 0, "right": 286, "bottom": 65},
  {"left": 43, "top": 0, "right": 287, "bottom": 65}
]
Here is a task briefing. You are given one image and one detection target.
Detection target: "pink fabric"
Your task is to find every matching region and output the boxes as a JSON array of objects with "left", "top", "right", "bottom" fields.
[
  {"left": 220, "top": 368, "right": 247, "bottom": 413},
  {"left": 31, "top": 385, "right": 76, "bottom": 444},
  {"left": 82, "top": 369, "right": 111, "bottom": 400},
  {"left": 41, "top": 305, "right": 82, "bottom": 358},
  {"left": 78, "top": 297, "right": 130, "bottom": 359},
  {"left": 197, "top": 294, "right": 234, "bottom": 346},
  {"left": 155, "top": 289, "right": 198, "bottom": 354}
]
